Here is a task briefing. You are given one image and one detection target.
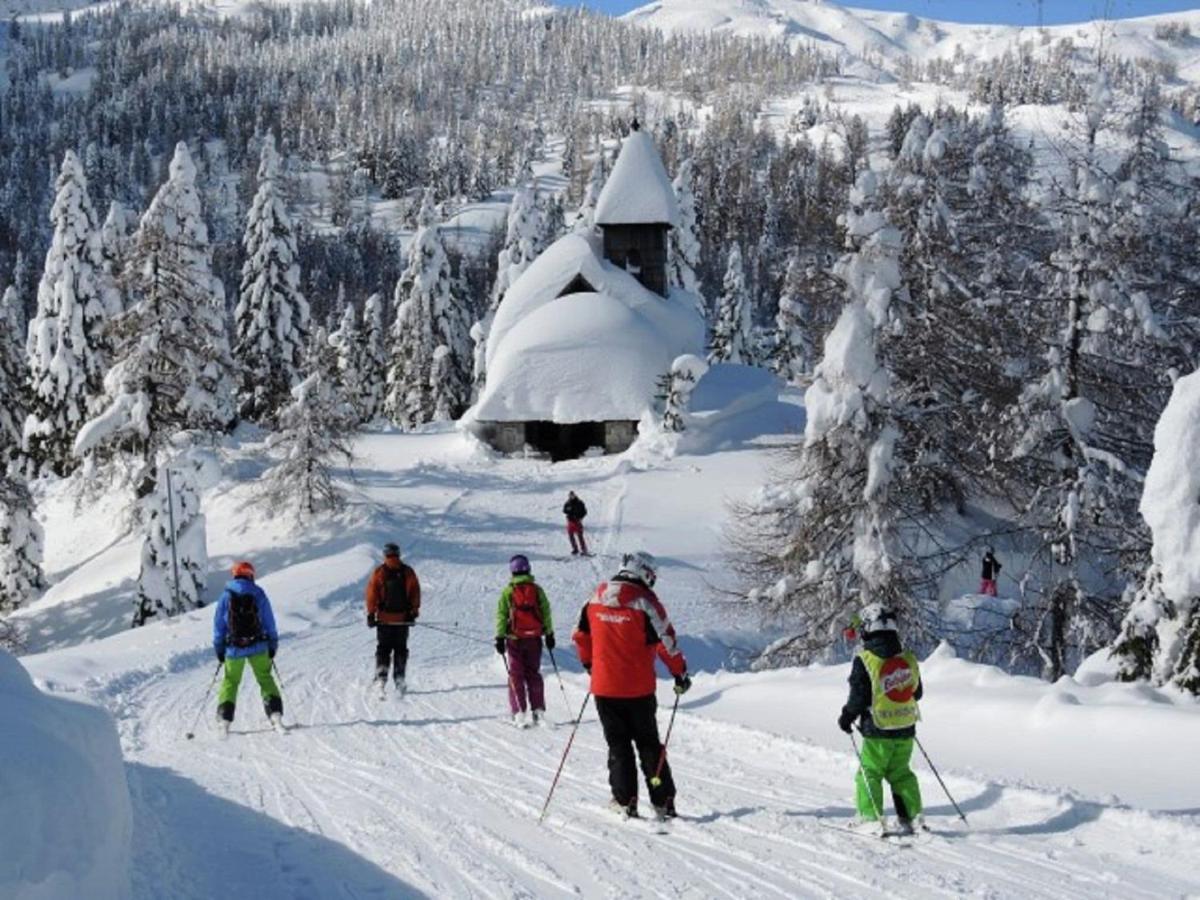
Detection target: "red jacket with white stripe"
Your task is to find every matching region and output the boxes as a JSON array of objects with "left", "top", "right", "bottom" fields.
[{"left": 572, "top": 576, "right": 687, "bottom": 699}]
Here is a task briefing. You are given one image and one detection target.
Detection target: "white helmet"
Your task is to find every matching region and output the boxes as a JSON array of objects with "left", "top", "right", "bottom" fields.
[
  {"left": 859, "top": 602, "right": 898, "bottom": 634},
  {"left": 619, "top": 550, "right": 658, "bottom": 588}
]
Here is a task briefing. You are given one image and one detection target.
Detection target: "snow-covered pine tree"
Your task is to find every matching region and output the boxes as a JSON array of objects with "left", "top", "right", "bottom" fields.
[
  {"left": 24, "top": 150, "right": 113, "bottom": 476},
  {"left": 74, "top": 143, "right": 236, "bottom": 479},
  {"left": 1, "top": 286, "right": 28, "bottom": 462},
  {"left": 99, "top": 200, "right": 133, "bottom": 313},
  {"left": 0, "top": 473, "right": 45, "bottom": 616},
  {"left": 1112, "top": 369, "right": 1200, "bottom": 694},
  {"left": 571, "top": 144, "right": 605, "bottom": 234},
  {"left": 772, "top": 250, "right": 810, "bottom": 384},
  {"left": 662, "top": 354, "right": 708, "bottom": 433},
  {"left": 264, "top": 326, "right": 354, "bottom": 518},
  {"left": 234, "top": 133, "right": 310, "bottom": 423},
  {"left": 709, "top": 244, "right": 753, "bottom": 365},
  {"left": 386, "top": 191, "right": 471, "bottom": 428},
  {"left": 668, "top": 157, "right": 703, "bottom": 316},
  {"left": 538, "top": 193, "right": 566, "bottom": 252},
  {"left": 132, "top": 453, "right": 208, "bottom": 627},
  {"left": 472, "top": 179, "right": 542, "bottom": 388},
  {"left": 1000, "top": 79, "right": 1199, "bottom": 679},
  {"left": 330, "top": 303, "right": 366, "bottom": 424},
  {"left": 360, "top": 293, "right": 388, "bottom": 422},
  {"left": 732, "top": 170, "right": 911, "bottom": 665}
]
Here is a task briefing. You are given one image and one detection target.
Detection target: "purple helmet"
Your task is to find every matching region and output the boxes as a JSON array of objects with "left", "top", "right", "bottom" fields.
[{"left": 509, "top": 554, "right": 531, "bottom": 575}]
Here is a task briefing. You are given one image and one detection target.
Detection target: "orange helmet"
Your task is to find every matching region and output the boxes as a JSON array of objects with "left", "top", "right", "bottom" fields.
[{"left": 231, "top": 560, "right": 256, "bottom": 580}]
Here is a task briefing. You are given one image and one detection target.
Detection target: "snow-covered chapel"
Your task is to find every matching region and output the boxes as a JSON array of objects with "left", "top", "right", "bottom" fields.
[{"left": 469, "top": 124, "right": 704, "bottom": 459}]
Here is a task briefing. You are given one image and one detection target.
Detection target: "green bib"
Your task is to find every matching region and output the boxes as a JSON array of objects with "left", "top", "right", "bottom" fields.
[{"left": 858, "top": 649, "right": 921, "bottom": 730}]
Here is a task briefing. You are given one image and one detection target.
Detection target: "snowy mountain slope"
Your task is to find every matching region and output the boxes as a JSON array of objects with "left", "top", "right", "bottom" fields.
[
  {"left": 17, "top": 420, "right": 1200, "bottom": 897},
  {"left": 625, "top": 0, "right": 1200, "bottom": 82}
]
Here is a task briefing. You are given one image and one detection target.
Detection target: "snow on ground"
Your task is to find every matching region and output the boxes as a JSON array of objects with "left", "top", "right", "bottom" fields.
[
  {"left": 10, "top": 403, "right": 1200, "bottom": 898},
  {"left": 0, "top": 648, "right": 131, "bottom": 900}
]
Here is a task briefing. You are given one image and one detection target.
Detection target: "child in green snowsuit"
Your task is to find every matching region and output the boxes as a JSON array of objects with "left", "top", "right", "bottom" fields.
[{"left": 838, "top": 603, "right": 924, "bottom": 832}]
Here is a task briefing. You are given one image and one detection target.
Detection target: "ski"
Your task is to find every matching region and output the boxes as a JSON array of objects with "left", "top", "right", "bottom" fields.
[{"left": 814, "top": 818, "right": 919, "bottom": 847}]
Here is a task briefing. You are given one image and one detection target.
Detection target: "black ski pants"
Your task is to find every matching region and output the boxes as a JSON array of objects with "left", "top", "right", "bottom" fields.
[
  {"left": 375, "top": 623, "right": 411, "bottom": 680},
  {"left": 595, "top": 694, "right": 675, "bottom": 809}
]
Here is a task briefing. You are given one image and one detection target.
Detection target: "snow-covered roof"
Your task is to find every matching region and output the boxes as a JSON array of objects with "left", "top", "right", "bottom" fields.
[
  {"left": 473, "top": 232, "right": 703, "bottom": 423},
  {"left": 594, "top": 129, "right": 680, "bottom": 228}
]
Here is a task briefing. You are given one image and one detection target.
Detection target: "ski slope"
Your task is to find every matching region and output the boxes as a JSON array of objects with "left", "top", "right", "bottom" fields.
[{"left": 18, "top": 424, "right": 1200, "bottom": 898}]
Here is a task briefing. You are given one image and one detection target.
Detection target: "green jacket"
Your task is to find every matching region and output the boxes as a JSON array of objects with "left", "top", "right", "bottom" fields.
[{"left": 496, "top": 574, "right": 553, "bottom": 638}]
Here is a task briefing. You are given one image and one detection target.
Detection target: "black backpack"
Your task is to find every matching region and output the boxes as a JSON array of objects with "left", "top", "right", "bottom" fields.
[
  {"left": 227, "top": 590, "right": 265, "bottom": 648},
  {"left": 379, "top": 566, "right": 411, "bottom": 616}
]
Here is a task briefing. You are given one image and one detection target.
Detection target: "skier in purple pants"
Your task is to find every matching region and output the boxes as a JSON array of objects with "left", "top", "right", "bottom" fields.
[{"left": 494, "top": 554, "right": 555, "bottom": 728}]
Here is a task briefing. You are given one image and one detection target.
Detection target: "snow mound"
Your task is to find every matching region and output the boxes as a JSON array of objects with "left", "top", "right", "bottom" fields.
[
  {"left": 594, "top": 128, "right": 680, "bottom": 227},
  {"left": 474, "top": 232, "right": 703, "bottom": 422},
  {"left": 0, "top": 650, "right": 131, "bottom": 900},
  {"left": 943, "top": 592, "right": 1020, "bottom": 632},
  {"left": 1140, "top": 369, "right": 1200, "bottom": 603}
]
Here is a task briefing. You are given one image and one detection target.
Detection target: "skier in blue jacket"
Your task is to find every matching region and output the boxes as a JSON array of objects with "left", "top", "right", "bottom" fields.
[{"left": 212, "top": 561, "right": 281, "bottom": 734}]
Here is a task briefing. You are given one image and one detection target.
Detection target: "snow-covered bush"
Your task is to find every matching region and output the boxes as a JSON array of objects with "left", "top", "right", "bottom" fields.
[
  {"left": 661, "top": 354, "right": 708, "bottom": 433},
  {"left": 0, "top": 649, "right": 132, "bottom": 899},
  {"left": 132, "top": 452, "right": 208, "bottom": 627},
  {"left": 234, "top": 133, "right": 310, "bottom": 423}
]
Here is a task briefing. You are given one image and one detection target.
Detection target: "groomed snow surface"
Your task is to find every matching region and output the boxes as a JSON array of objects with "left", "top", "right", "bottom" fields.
[{"left": 10, "top": 408, "right": 1200, "bottom": 898}]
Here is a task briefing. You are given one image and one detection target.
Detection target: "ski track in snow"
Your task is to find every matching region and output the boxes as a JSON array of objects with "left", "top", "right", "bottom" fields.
[{"left": 30, "top": 435, "right": 1200, "bottom": 898}]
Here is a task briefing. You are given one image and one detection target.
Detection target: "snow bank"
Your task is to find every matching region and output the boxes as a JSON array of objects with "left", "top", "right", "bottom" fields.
[
  {"left": 0, "top": 650, "right": 131, "bottom": 900},
  {"left": 692, "top": 642, "right": 1200, "bottom": 809}
]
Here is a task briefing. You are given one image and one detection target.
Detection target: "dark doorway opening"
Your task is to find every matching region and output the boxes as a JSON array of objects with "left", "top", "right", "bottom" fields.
[{"left": 525, "top": 421, "right": 607, "bottom": 461}]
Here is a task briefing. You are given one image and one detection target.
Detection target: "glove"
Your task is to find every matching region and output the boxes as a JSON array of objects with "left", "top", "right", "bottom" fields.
[
  {"left": 268, "top": 645, "right": 277, "bottom": 660},
  {"left": 837, "top": 711, "right": 854, "bottom": 734},
  {"left": 495, "top": 637, "right": 506, "bottom": 655},
  {"left": 544, "top": 633, "right": 556, "bottom": 650},
  {"left": 215, "top": 647, "right": 225, "bottom": 664},
  {"left": 583, "top": 662, "right": 592, "bottom": 674},
  {"left": 410, "top": 611, "right": 419, "bottom": 622},
  {"left": 367, "top": 613, "right": 377, "bottom": 629},
  {"left": 673, "top": 674, "right": 692, "bottom": 696}
]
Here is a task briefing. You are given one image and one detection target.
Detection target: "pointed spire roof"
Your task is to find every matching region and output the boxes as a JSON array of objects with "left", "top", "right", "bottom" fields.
[{"left": 594, "top": 124, "right": 680, "bottom": 228}]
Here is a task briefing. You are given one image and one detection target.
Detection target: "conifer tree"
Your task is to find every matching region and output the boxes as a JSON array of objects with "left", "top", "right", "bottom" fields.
[
  {"left": 264, "top": 326, "right": 354, "bottom": 517},
  {"left": 662, "top": 355, "right": 708, "bottom": 433},
  {"left": 74, "top": 143, "right": 235, "bottom": 478},
  {"left": 668, "top": 158, "right": 703, "bottom": 314},
  {"left": 0, "top": 286, "right": 28, "bottom": 461},
  {"left": 709, "top": 245, "right": 753, "bottom": 365},
  {"left": 330, "top": 303, "right": 366, "bottom": 423},
  {"left": 234, "top": 134, "right": 310, "bottom": 423},
  {"left": 24, "top": 150, "right": 113, "bottom": 476},
  {"left": 0, "top": 473, "right": 44, "bottom": 615},
  {"left": 386, "top": 192, "right": 471, "bottom": 428},
  {"left": 132, "top": 452, "right": 208, "bottom": 627},
  {"left": 360, "top": 293, "right": 388, "bottom": 422},
  {"left": 772, "top": 251, "right": 810, "bottom": 384}
]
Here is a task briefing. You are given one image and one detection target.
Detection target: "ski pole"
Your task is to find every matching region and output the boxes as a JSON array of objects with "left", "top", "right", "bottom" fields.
[
  {"left": 538, "top": 691, "right": 591, "bottom": 825},
  {"left": 850, "top": 731, "right": 885, "bottom": 823},
  {"left": 915, "top": 736, "right": 967, "bottom": 824},
  {"left": 185, "top": 662, "right": 223, "bottom": 740},
  {"left": 546, "top": 647, "right": 574, "bottom": 720},
  {"left": 498, "top": 638, "right": 519, "bottom": 712},
  {"left": 649, "top": 693, "right": 680, "bottom": 788}
]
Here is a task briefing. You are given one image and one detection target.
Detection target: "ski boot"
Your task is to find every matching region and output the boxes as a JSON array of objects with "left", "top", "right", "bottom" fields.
[
  {"left": 609, "top": 797, "right": 639, "bottom": 819},
  {"left": 394, "top": 675, "right": 407, "bottom": 697},
  {"left": 512, "top": 710, "right": 529, "bottom": 729}
]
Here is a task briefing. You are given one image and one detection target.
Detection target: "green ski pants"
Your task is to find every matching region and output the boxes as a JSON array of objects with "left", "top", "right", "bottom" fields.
[
  {"left": 218, "top": 653, "right": 280, "bottom": 709},
  {"left": 855, "top": 735, "right": 922, "bottom": 821}
]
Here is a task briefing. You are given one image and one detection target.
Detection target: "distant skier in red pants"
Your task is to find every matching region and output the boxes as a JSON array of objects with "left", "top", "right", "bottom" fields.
[
  {"left": 563, "top": 491, "right": 589, "bottom": 556},
  {"left": 980, "top": 548, "right": 1001, "bottom": 596},
  {"left": 494, "top": 554, "right": 555, "bottom": 728}
]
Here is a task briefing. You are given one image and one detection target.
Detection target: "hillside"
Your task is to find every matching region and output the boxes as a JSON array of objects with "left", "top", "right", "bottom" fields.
[
  {"left": 625, "top": 0, "right": 1200, "bottom": 82},
  {"left": 14, "top": 417, "right": 1200, "bottom": 898}
]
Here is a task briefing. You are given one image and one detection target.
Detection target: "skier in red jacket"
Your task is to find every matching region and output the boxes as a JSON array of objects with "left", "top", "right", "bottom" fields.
[{"left": 573, "top": 550, "right": 691, "bottom": 821}]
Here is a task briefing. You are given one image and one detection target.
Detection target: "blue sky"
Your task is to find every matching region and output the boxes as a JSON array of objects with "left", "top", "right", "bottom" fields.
[{"left": 556, "top": 0, "right": 1200, "bottom": 26}]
